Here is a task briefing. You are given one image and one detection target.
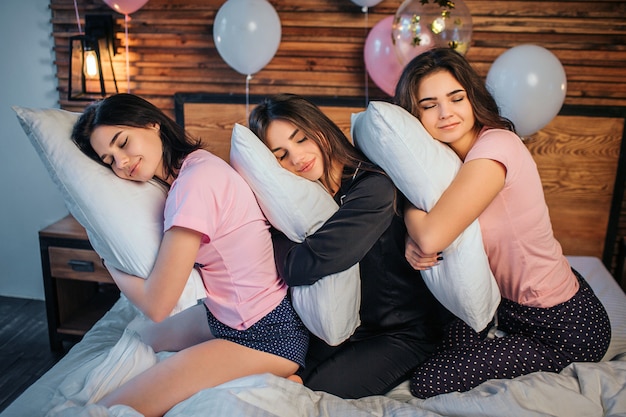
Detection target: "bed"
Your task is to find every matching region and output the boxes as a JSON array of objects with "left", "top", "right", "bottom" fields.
[{"left": 4, "top": 93, "right": 626, "bottom": 417}]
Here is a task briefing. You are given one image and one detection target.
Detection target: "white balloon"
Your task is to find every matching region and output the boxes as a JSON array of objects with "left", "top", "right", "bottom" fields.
[
  {"left": 351, "top": 0, "right": 384, "bottom": 7},
  {"left": 486, "top": 44, "right": 567, "bottom": 137},
  {"left": 213, "top": 0, "right": 281, "bottom": 76}
]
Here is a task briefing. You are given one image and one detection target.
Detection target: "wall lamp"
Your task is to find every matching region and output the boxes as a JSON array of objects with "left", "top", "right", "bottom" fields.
[{"left": 68, "top": 14, "right": 119, "bottom": 101}]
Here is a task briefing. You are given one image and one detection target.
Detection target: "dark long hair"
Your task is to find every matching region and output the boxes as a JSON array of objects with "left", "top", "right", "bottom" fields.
[
  {"left": 394, "top": 48, "right": 515, "bottom": 133},
  {"left": 248, "top": 93, "right": 369, "bottom": 195},
  {"left": 72, "top": 93, "right": 201, "bottom": 181}
]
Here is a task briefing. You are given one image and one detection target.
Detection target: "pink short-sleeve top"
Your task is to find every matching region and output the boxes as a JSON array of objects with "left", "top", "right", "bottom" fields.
[
  {"left": 164, "top": 150, "right": 286, "bottom": 329},
  {"left": 465, "top": 129, "right": 578, "bottom": 307}
]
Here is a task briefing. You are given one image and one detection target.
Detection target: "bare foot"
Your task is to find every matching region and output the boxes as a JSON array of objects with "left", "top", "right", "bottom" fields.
[{"left": 286, "top": 374, "right": 303, "bottom": 385}]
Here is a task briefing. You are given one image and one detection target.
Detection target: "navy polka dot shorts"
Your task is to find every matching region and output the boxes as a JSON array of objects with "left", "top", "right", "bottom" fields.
[
  {"left": 410, "top": 269, "right": 611, "bottom": 398},
  {"left": 205, "top": 295, "right": 309, "bottom": 368}
]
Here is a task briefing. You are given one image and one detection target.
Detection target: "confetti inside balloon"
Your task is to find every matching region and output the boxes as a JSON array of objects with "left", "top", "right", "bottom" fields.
[{"left": 392, "top": 0, "right": 473, "bottom": 65}]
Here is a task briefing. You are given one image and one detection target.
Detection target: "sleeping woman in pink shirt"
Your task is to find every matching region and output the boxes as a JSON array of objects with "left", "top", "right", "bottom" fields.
[
  {"left": 395, "top": 48, "right": 610, "bottom": 398},
  {"left": 72, "top": 93, "right": 308, "bottom": 417}
]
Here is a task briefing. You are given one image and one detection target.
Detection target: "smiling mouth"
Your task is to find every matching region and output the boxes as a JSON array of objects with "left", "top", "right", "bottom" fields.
[
  {"left": 129, "top": 160, "right": 140, "bottom": 177},
  {"left": 298, "top": 159, "right": 314, "bottom": 173},
  {"left": 439, "top": 121, "right": 459, "bottom": 129}
]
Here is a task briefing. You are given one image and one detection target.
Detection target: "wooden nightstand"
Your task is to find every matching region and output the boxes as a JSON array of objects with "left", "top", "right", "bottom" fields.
[{"left": 39, "top": 214, "right": 120, "bottom": 351}]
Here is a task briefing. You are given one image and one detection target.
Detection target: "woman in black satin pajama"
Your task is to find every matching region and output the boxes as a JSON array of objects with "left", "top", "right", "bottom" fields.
[{"left": 249, "top": 93, "right": 454, "bottom": 399}]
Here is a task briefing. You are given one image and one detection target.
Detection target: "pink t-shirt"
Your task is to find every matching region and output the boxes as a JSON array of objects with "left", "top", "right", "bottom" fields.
[
  {"left": 164, "top": 150, "right": 287, "bottom": 329},
  {"left": 465, "top": 129, "right": 578, "bottom": 307}
]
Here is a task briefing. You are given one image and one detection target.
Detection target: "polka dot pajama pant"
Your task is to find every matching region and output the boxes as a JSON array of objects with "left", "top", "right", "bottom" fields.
[
  {"left": 204, "top": 295, "right": 309, "bottom": 368},
  {"left": 410, "top": 270, "right": 611, "bottom": 398}
]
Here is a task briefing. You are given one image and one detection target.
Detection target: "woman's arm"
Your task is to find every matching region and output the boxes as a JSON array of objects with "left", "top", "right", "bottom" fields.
[
  {"left": 405, "top": 158, "right": 505, "bottom": 255},
  {"left": 276, "top": 171, "right": 396, "bottom": 286},
  {"left": 106, "top": 226, "right": 202, "bottom": 322}
]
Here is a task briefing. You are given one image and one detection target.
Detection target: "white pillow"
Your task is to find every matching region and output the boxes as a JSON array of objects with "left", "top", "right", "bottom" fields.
[
  {"left": 351, "top": 101, "right": 500, "bottom": 332},
  {"left": 229, "top": 123, "right": 361, "bottom": 346},
  {"left": 13, "top": 106, "right": 205, "bottom": 315}
]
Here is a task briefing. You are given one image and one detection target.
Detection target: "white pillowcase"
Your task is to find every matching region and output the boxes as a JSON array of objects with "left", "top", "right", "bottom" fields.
[
  {"left": 229, "top": 123, "right": 361, "bottom": 346},
  {"left": 351, "top": 101, "right": 500, "bottom": 332},
  {"left": 13, "top": 106, "right": 205, "bottom": 315}
]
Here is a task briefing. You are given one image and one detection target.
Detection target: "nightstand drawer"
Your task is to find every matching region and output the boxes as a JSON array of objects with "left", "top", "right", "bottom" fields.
[
  {"left": 49, "top": 247, "right": 113, "bottom": 283},
  {"left": 40, "top": 215, "right": 120, "bottom": 351}
]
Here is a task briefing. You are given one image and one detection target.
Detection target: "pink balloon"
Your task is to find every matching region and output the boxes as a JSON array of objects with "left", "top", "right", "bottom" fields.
[
  {"left": 103, "top": 0, "right": 149, "bottom": 15},
  {"left": 364, "top": 16, "right": 405, "bottom": 96}
]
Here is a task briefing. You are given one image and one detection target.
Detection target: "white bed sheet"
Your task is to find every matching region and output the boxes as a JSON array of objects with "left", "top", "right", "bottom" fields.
[{"left": 2, "top": 256, "right": 625, "bottom": 417}]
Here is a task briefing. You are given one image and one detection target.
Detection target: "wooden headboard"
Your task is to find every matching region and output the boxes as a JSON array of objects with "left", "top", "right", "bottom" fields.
[
  {"left": 174, "top": 93, "right": 626, "bottom": 279},
  {"left": 174, "top": 93, "right": 366, "bottom": 162}
]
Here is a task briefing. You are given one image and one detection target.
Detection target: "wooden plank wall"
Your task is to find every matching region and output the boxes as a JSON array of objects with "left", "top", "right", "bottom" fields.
[
  {"left": 48, "top": 0, "right": 626, "bottom": 280},
  {"left": 50, "top": 0, "right": 626, "bottom": 115}
]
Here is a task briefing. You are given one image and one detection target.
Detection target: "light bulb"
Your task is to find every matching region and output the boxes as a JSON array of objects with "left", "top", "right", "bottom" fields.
[{"left": 84, "top": 50, "right": 99, "bottom": 79}]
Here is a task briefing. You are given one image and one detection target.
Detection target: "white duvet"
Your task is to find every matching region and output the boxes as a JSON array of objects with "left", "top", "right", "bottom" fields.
[{"left": 2, "top": 256, "right": 626, "bottom": 417}]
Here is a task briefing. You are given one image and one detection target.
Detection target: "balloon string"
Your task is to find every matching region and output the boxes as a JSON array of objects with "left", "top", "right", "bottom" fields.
[
  {"left": 245, "top": 74, "right": 252, "bottom": 124},
  {"left": 363, "top": 8, "right": 369, "bottom": 107},
  {"left": 125, "top": 14, "right": 131, "bottom": 93},
  {"left": 73, "top": 0, "right": 82, "bottom": 33}
]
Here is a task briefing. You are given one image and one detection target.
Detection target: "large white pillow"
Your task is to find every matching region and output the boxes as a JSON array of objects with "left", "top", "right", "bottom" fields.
[
  {"left": 229, "top": 123, "right": 361, "bottom": 346},
  {"left": 13, "top": 106, "right": 205, "bottom": 315},
  {"left": 351, "top": 101, "right": 500, "bottom": 332}
]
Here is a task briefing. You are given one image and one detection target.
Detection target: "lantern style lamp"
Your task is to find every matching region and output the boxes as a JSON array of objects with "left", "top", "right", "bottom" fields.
[{"left": 68, "top": 14, "right": 118, "bottom": 101}]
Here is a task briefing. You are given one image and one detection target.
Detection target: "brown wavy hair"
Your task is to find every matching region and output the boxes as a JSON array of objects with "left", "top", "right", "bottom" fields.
[
  {"left": 394, "top": 47, "right": 515, "bottom": 133},
  {"left": 72, "top": 93, "right": 201, "bottom": 182},
  {"left": 248, "top": 93, "right": 371, "bottom": 195}
]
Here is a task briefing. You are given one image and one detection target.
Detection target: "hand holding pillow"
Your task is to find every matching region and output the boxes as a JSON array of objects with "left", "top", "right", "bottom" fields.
[
  {"left": 351, "top": 101, "right": 500, "bottom": 332},
  {"left": 230, "top": 123, "right": 361, "bottom": 346}
]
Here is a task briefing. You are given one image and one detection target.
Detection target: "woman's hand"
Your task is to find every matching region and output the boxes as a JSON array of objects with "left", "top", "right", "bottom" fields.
[
  {"left": 103, "top": 226, "right": 202, "bottom": 322},
  {"left": 403, "top": 159, "right": 506, "bottom": 255},
  {"left": 405, "top": 234, "right": 442, "bottom": 270}
]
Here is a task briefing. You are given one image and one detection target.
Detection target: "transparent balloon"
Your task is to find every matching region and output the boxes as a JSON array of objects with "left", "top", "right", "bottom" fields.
[
  {"left": 213, "top": 0, "right": 281, "bottom": 76},
  {"left": 392, "top": 0, "right": 472, "bottom": 65},
  {"left": 364, "top": 16, "right": 404, "bottom": 96},
  {"left": 486, "top": 44, "right": 567, "bottom": 137}
]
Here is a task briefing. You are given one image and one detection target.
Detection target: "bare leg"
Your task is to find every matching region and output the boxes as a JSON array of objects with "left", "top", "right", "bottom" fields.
[
  {"left": 286, "top": 374, "right": 303, "bottom": 384},
  {"left": 132, "top": 303, "right": 213, "bottom": 352},
  {"left": 97, "top": 338, "right": 299, "bottom": 417}
]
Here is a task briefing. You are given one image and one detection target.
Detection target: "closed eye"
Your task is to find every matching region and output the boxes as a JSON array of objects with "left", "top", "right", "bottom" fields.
[
  {"left": 101, "top": 155, "right": 113, "bottom": 166},
  {"left": 451, "top": 94, "right": 466, "bottom": 103},
  {"left": 275, "top": 150, "right": 287, "bottom": 161}
]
